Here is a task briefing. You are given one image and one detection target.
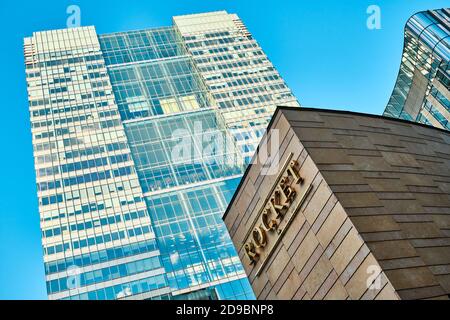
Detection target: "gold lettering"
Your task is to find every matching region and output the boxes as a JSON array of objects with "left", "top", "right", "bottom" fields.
[
  {"left": 243, "top": 158, "right": 305, "bottom": 266},
  {"left": 279, "top": 176, "right": 289, "bottom": 188},
  {"left": 274, "top": 187, "right": 287, "bottom": 205},
  {"left": 252, "top": 226, "right": 267, "bottom": 248},
  {"left": 261, "top": 210, "right": 277, "bottom": 231},
  {"left": 287, "top": 160, "right": 303, "bottom": 184},
  {"left": 284, "top": 186, "right": 296, "bottom": 203},
  {"left": 244, "top": 242, "right": 258, "bottom": 264},
  {"left": 268, "top": 200, "right": 285, "bottom": 219}
]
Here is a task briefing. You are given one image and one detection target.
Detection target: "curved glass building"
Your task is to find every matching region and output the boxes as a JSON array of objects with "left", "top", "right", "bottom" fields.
[{"left": 383, "top": 8, "right": 450, "bottom": 130}]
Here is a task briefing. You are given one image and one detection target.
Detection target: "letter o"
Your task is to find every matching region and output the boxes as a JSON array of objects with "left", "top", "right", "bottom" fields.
[
  {"left": 252, "top": 226, "right": 267, "bottom": 248},
  {"left": 261, "top": 211, "right": 277, "bottom": 231}
]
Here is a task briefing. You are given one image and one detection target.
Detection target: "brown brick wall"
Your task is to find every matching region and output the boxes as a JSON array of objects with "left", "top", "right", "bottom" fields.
[{"left": 224, "top": 108, "right": 450, "bottom": 300}]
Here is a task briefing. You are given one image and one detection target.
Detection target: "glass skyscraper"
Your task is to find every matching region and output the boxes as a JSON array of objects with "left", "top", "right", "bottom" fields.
[
  {"left": 383, "top": 8, "right": 449, "bottom": 130},
  {"left": 24, "top": 11, "right": 299, "bottom": 300}
]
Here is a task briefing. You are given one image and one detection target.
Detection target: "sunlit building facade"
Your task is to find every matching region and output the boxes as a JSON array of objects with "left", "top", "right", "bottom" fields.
[
  {"left": 173, "top": 12, "right": 299, "bottom": 160},
  {"left": 383, "top": 8, "right": 450, "bottom": 130},
  {"left": 24, "top": 11, "right": 299, "bottom": 300}
]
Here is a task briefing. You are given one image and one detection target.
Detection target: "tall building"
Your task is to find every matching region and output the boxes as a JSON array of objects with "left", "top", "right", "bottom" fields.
[
  {"left": 24, "top": 11, "right": 299, "bottom": 300},
  {"left": 225, "top": 107, "right": 450, "bottom": 300},
  {"left": 383, "top": 8, "right": 450, "bottom": 130},
  {"left": 172, "top": 12, "right": 299, "bottom": 161}
]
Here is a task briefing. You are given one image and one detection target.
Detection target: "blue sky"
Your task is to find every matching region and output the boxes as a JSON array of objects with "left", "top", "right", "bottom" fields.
[{"left": 0, "top": 0, "right": 448, "bottom": 299}]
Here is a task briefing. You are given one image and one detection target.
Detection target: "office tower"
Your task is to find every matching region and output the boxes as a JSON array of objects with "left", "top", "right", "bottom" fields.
[
  {"left": 24, "top": 11, "right": 299, "bottom": 300},
  {"left": 173, "top": 12, "right": 299, "bottom": 160},
  {"left": 383, "top": 8, "right": 449, "bottom": 130}
]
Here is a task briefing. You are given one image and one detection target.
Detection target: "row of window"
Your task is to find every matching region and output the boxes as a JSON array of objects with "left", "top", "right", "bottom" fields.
[
  {"left": 42, "top": 214, "right": 122, "bottom": 238},
  {"left": 45, "top": 231, "right": 126, "bottom": 256},
  {"left": 45, "top": 239, "right": 158, "bottom": 275},
  {"left": 37, "top": 54, "right": 103, "bottom": 68},
  {"left": 44, "top": 223, "right": 154, "bottom": 256},
  {"left": 42, "top": 191, "right": 143, "bottom": 222},
  {"left": 36, "top": 142, "right": 127, "bottom": 170},
  {"left": 40, "top": 166, "right": 136, "bottom": 202},
  {"left": 47, "top": 256, "right": 161, "bottom": 294},
  {"left": 32, "top": 114, "right": 91, "bottom": 129},
  {"left": 60, "top": 274, "right": 167, "bottom": 300}
]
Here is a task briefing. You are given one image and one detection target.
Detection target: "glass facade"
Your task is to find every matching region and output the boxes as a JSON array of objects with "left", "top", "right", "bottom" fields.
[
  {"left": 383, "top": 9, "right": 450, "bottom": 130},
  {"left": 25, "top": 11, "right": 299, "bottom": 300},
  {"left": 173, "top": 12, "right": 300, "bottom": 160}
]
